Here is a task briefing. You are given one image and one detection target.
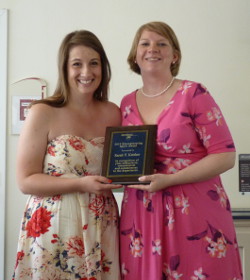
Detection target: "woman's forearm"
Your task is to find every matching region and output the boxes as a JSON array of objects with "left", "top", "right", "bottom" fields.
[
  {"left": 169, "top": 152, "right": 236, "bottom": 186},
  {"left": 17, "top": 173, "right": 80, "bottom": 196}
]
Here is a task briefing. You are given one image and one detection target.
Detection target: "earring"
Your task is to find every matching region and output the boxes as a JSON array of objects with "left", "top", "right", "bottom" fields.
[
  {"left": 172, "top": 61, "right": 176, "bottom": 64},
  {"left": 134, "top": 60, "right": 137, "bottom": 64}
]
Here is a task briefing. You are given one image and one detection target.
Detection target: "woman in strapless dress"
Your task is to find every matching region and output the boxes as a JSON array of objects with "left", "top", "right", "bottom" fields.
[{"left": 12, "top": 30, "right": 121, "bottom": 280}]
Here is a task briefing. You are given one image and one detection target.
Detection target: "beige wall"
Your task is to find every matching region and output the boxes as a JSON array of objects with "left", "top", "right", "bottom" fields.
[{"left": 1, "top": 0, "right": 250, "bottom": 278}]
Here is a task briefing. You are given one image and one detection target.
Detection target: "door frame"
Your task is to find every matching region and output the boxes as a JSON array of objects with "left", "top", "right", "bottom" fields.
[{"left": 0, "top": 8, "right": 8, "bottom": 278}]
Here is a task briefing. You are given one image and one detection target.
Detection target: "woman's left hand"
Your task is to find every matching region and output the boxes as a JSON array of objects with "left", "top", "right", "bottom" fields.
[{"left": 127, "top": 173, "right": 169, "bottom": 192}]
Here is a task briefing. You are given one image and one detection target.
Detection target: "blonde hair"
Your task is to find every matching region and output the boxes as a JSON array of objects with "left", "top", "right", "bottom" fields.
[{"left": 127, "top": 21, "right": 181, "bottom": 76}]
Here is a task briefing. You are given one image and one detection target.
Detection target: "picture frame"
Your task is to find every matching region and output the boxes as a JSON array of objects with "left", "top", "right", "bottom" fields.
[{"left": 11, "top": 95, "right": 41, "bottom": 135}]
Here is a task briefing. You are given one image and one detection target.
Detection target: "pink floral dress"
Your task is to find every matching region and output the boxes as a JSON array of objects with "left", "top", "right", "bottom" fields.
[
  {"left": 119, "top": 81, "right": 243, "bottom": 280},
  {"left": 13, "top": 135, "right": 121, "bottom": 280}
]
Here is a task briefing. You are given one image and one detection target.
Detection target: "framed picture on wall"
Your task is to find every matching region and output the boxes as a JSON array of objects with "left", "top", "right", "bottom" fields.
[{"left": 11, "top": 95, "right": 41, "bottom": 135}]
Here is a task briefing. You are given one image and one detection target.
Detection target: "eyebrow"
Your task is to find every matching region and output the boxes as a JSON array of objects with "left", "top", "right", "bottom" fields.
[
  {"left": 139, "top": 38, "right": 168, "bottom": 42},
  {"left": 69, "top": 57, "right": 100, "bottom": 62}
]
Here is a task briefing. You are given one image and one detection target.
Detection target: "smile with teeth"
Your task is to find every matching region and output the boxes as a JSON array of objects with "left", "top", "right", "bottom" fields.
[
  {"left": 146, "top": 57, "right": 160, "bottom": 61},
  {"left": 79, "top": 79, "right": 93, "bottom": 85}
]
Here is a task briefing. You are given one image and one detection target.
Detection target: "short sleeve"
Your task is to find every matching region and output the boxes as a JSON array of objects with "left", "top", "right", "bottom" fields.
[{"left": 190, "top": 83, "right": 235, "bottom": 154}]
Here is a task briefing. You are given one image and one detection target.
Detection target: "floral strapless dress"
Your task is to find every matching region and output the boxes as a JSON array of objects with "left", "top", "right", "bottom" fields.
[{"left": 12, "top": 135, "right": 120, "bottom": 280}]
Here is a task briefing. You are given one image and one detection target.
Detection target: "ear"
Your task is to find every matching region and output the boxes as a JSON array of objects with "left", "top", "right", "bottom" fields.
[{"left": 173, "top": 52, "right": 179, "bottom": 63}]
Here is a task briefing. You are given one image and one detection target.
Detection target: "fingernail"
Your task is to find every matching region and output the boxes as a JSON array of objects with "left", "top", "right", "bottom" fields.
[{"left": 108, "top": 179, "right": 112, "bottom": 183}]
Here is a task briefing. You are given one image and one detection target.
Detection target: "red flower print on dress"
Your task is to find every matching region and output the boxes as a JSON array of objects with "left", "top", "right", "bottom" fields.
[
  {"left": 69, "top": 138, "right": 85, "bottom": 151},
  {"left": 100, "top": 250, "right": 112, "bottom": 273},
  {"left": 51, "top": 233, "right": 59, "bottom": 244},
  {"left": 67, "top": 236, "right": 85, "bottom": 257},
  {"left": 47, "top": 145, "right": 56, "bottom": 156},
  {"left": 89, "top": 195, "right": 105, "bottom": 216},
  {"left": 14, "top": 250, "right": 24, "bottom": 269},
  {"left": 26, "top": 207, "right": 52, "bottom": 238},
  {"left": 83, "top": 224, "right": 88, "bottom": 230},
  {"left": 52, "top": 194, "right": 61, "bottom": 201},
  {"left": 47, "top": 163, "right": 64, "bottom": 177},
  {"left": 103, "top": 266, "right": 110, "bottom": 272},
  {"left": 85, "top": 156, "right": 89, "bottom": 165}
]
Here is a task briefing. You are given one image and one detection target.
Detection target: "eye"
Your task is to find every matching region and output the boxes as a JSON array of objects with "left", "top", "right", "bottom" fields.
[
  {"left": 91, "top": 60, "right": 99, "bottom": 65},
  {"left": 90, "top": 59, "right": 100, "bottom": 67},
  {"left": 72, "top": 62, "right": 81, "bottom": 67},
  {"left": 158, "top": 42, "right": 167, "bottom": 47},
  {"left": 139, "top": 40, "right": 149, "bottom": 47}
]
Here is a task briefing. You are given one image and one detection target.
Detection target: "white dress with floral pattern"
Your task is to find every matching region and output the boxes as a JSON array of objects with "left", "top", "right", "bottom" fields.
[{"left": 13, "top": 135, "right": 120, "bottom": 280}]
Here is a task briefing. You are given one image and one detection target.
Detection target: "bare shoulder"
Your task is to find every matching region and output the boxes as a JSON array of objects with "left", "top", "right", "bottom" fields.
[
  {"left": 28, "top": 103, "right": 54, "bottom": 118},
  {"left": 21, "top": 103, "right": 55, "bottom": 137},
  {"left": 105, "top": 101, "right": 120, "bottom": 111},
  {"left": 99, "top": 101, "right": 121, "bottom": 126}
]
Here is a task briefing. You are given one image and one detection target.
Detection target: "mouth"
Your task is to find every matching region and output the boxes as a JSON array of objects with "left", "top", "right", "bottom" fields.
[
  {"left": 78, "top": 79, "right": 93, "bottom": 85},
  {"left": 146, "top": 57, "right": 160, "bottom": 61}
]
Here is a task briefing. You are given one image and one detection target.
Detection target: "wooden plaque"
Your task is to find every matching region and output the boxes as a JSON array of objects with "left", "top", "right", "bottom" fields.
[{"left": 101, "top": 125, "right": 157, "bottom": 184}]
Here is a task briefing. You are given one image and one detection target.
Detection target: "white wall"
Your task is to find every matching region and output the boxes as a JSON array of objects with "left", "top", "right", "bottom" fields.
[{"left": 1, "top": 0, "right": 250, "bottom": 278}]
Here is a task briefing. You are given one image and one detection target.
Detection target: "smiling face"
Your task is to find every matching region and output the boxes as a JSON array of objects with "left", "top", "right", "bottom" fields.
[
  {"left": 67, "top": 45, "right": 102, "bottom": 98},
  {"left": 135, "top": 30, "right": 177, "bottom": 76}
]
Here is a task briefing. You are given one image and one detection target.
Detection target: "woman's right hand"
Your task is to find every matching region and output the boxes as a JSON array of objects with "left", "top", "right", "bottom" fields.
[{"left": 78, "top": 175, "right": 122, "bottom": 195}]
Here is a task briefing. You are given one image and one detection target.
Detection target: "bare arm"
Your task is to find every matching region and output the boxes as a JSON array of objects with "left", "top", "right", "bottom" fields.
[
  {"left": 16, "top": 104, "right": 120, "bottom": 196},
  {"left": 129, "top": 152, "right": 236, "bottom": 192}
]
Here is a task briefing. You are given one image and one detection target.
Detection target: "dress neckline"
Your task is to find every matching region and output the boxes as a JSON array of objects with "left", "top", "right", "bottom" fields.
[
  {"left": 133, "top": 79, "right": 186, "bottom": 125},
  {"left": 48, "top": 134, "right": 104, "bottom": 144}
]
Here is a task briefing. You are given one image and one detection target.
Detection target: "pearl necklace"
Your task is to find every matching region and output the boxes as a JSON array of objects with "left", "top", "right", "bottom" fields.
[{"left": 141, "top": 77, "right": 175, "bottom": 98}]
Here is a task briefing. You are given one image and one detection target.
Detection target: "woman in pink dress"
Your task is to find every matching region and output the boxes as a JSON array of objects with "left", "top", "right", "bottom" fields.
[
  {"left": 120, "top": 21, "right": 242, "bottom": 280},
  {"left": 13, "top": 30, "right": 121, "bottom": 279}
]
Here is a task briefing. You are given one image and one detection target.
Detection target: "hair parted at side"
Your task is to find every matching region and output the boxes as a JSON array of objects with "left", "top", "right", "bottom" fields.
[
  {"left": 32, "top": 30, "right": 111, "bottom": 107},
  {"left": 127, "top": 21, "right": 182, "bottom": 76}
]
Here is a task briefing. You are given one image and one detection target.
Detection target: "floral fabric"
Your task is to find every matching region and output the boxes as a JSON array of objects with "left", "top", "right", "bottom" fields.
[
  {"left": 13, "top": 135, "right": 120, "bottom": 280},
  {"left": 120, "top": 81, "right": 243, "bottom": 280}
]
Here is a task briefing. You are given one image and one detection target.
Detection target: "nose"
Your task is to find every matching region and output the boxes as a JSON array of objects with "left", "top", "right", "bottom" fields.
[
  {"left": 80, "top": 64, "right": 90, "bottom": 76},
  {"left": 148, "top": 43, "right": 159, "bottom": 53}
]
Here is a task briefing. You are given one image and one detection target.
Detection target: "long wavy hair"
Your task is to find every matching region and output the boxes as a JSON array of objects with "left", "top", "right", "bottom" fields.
[
  {"left": 127, "top": 21, "right": 181, "bottom": 76},
  {"left": 32, "top": 30, "right": 111, "bottom": 107}
]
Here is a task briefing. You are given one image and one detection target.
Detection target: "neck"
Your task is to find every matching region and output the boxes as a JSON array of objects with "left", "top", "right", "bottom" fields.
[
  {"left": 141, "top": 70, "right": 172, "bottom": 88},
  {"left": 141, "top": 76, "right": 175, "bottom": 98},
  {"left": 68, "top": 96, "right": 96, "bottom": 112}
]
